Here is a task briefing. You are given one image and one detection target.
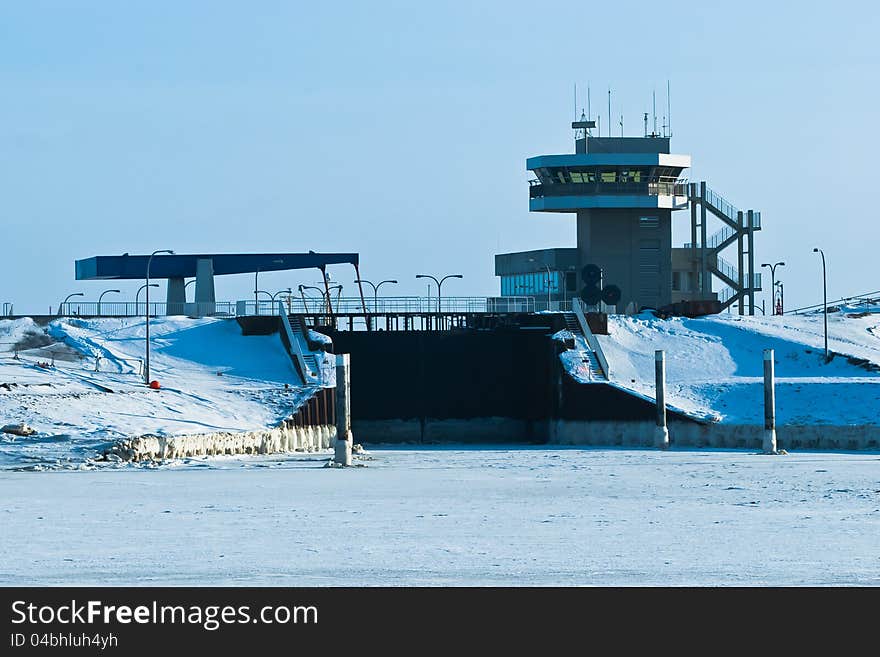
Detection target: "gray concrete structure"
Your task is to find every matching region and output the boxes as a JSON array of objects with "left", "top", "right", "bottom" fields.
[
  {"left": 496, "top": 120, "right": 764, "bottom": 316},
  {"left": 497, "top": 127, "right": 690, "bottom": 312}
]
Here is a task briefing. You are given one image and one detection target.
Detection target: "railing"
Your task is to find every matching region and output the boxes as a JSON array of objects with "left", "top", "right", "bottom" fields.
[
  {"left": 786, "top": 290, "right": 880, "bottom": 315},
  {"left": 718, "top": 287, "right": 736, "bottom": 304},
  {"left": 255, "top": 296, "right": 538, "bottom": 315},
  {"left": 702, "top": 186, "right": 740, "bottom": 220},
  {"left": 712, "top": 258, "right": 761, "bottom": 292},
  {"left": 572, "top": 298, "right": 609, "bottom": 378},
  {"left": 56, "top": 301, "right": 236, "bottom": 317},
  {"left": 49, "top": 297, "right": 539, "bottom": 318},
  {"left": 685, "top": 225, "right": 735, "bottom": 251},
  {"left": 530, "top": 180, "right": 688, "bottom": 199},
  {"left": 713, "top": 255, "right": 739, "bottom": 284},
  {"left": 279, "top": 301, "right": 319, "bottom": 386}
]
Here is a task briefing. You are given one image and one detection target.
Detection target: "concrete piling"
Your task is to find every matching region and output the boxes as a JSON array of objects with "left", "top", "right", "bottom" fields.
[
  {"left": 334, "top": 353, "right": 353, "bottom": 466},
  {"left": 654, "top": 350, "right": 669, "bottom": 449},
  {"left": 763, "top": 349, "right": 777, "bottom": 454}
]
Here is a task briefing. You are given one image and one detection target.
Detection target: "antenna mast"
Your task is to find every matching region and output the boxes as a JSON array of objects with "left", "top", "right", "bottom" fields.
[
  {"left": 587, "top": 85, "right": 591, "bottom": 123},
  {"left": 607, "top": 87, "right": 611, "bottom": 140},
  {"left": 667, "top": 79, "right": 672, "bottom": 137},
  {"left": 652, "top": 89, "right": 657, "bottom": 136}
]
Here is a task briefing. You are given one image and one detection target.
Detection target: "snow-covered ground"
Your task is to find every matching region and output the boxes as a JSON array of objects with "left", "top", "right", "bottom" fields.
[
  {"left": 0, "top": 317, "right": 320, "bottom": 469},
  {"left": 2, "top": 447, "right": 879, "bottom": 586},
  {"left": 592, "top": 308, "right": 880, "bottom": 425},
  {"left": 2, "top": 312, "right": 879, "bottom": 586}
]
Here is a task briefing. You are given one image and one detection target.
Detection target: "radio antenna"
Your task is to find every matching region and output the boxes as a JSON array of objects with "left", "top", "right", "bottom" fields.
[
  {"left": 587, "top": 85, "right": 591, "bottom": 122},
  {"left": 667, "top": 79, "right": 672, "bottom": 137},
  {"left": 652, "top": 89, "right": 657, "bottom": 136},
  {"left": 607, "top": 87, "right": 611, "bottom": 139}
]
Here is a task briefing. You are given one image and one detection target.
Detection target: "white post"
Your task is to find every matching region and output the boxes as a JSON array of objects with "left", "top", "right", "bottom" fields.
[
  {"left": 654, "top": 350, "right": 669, "bottom": 448},
  {"left": 763, "top": 349, "right": 777, "bottom": 454},
  {"left": 334, "top": 353, "right": 353, "bottom": 466}
]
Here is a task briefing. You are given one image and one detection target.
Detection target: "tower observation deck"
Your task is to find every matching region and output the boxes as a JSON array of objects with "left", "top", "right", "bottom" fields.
[{"left": 495, "top": 117, "right": 762, "bottom": 315}]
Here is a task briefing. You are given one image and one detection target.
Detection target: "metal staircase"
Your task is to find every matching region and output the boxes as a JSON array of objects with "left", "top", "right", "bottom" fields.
[
  {"left": 565, "top": 302, "right": 610, "bottom": 381},
  {"left": 278, "top": 303, "right": 322, "bottom": 386},
  {"left": 562, "top": 312, "right": 605, "bottom": 379},
  {"left": 687, "top": 182, "right": 762, "bottom": 314},
  {"left": 288, "top": 315, "right": 320, "bottom": 380}
]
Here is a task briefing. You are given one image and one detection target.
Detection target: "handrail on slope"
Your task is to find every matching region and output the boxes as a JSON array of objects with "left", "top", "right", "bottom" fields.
[
  {"left": 278, "top": 301, "right": 319, "bottom": 385},
  {"left": 573, "top": 298, "right": 610, "bottom": 379}
]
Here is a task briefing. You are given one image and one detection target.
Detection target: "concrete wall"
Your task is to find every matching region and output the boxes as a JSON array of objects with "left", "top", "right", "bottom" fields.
[
  {"left": 352, "top": 418, "right": 542, "bottom": 444},
  {"left": 577, "top": 208, "right": 673, "bottom": 310},
  {"left": 549, "top": 420, "right": 880, "bottom": 451}
]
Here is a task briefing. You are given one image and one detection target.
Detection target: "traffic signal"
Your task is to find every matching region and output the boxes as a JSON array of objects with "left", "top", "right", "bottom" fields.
[{"left": 579, "top": 264, "right": 621, "bottom": 306}]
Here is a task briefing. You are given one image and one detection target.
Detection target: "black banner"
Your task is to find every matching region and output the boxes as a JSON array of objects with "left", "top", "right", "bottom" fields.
[{"left": 0, "top": 587, "right": 870, "bottom": 652}]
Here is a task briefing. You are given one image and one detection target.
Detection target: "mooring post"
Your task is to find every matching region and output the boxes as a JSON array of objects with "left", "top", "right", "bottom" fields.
[
  {"left": 334, "top": 353, "right": 353, "bottom": 466},
  {"left": 654, "top": 350, "right": 669, "bottom": 448},
  {"left": 763, "top": 348, "right": 777, "bottom": 454}
]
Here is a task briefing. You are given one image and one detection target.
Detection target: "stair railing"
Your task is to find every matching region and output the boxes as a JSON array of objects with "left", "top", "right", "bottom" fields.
[
  {"left": 279, "top": 301, "right": 319, "bottom": 385},
  {"left": 572, "top": 299, "right": 610, "bottom": 378}
]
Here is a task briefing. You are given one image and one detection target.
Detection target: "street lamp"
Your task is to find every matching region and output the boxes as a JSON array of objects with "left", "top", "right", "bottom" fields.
[
  {"left": 270, "top": 288, "right": 293, "bottom": 314},
  {"left": 58, "top": 292, "right": 84, "bottom": 316},
  {"left": 136, "top": 283, "right": 159, "bottom": 313},
  {"left": 328, "top": 284, "right": 343, "bottom": 315},
  {"left": 760, "top": 261, "right": 785, "bottom": 315},
  {"left": 354, "top": 278, "right": 398, "bottom": 313},
  {"left": 97, "top": 289, "right": 121, "bottom": 316},
  {"left": 416, "top": 274, "right": 463, "bottom": 312},
  {"left": 528, "top": 258, "right": 554, "bottom": 310},
  {"left": 813, "top": 248, "right": 828, "bottom": 362},
  {"left": 299, "top": 284, "right": 326, "bottom": 315},
  {"left": 145, "top": 249, "right": 174, "bottom": 384}
]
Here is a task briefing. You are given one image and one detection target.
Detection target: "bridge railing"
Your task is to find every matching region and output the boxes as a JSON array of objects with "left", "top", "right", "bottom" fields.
[
  {"left": 56, "top": 301, "right": 237, "bottom": 318},
  {"left": 48, "top": 297, "right": 539, "bottom": 318}
]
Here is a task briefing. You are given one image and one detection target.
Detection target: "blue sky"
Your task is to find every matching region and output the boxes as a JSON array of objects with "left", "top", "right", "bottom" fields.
[{"left": 1, "top": 1, "right": 878, "bottom": 312}]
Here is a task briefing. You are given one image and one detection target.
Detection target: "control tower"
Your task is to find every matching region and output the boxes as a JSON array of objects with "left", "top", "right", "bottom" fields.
[
  {"left": 501, "top": 120, "right": 689, "bottom": 312},
  {"left": 496, "top": 116, "right": 761, "bottom": 314}
]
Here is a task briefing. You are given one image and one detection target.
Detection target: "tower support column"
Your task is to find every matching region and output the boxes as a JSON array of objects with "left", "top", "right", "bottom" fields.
[
  {"left": 194, "top": 258, "right": 216, "bottom": 317},
  {"left": 167, "top": 277, "right": 185, "bottom": 316}
]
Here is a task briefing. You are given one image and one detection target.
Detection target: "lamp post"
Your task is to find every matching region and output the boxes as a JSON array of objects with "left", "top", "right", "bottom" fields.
[
  {"left": 354, "top": 278, "right": 398, "bottom": 312},
  {"left": 271, "top": 288, "right": 293, "bottom": 314},
  {"left": 136, "top": 283, "right": 159, "bottom": 315},
  {"left": 528, "top": 258, "right": 554, "bottom": 310},
  {"left": 328, "top": 284, "right": 343, "bottom": 315},
  {"left": 354, "top": 279, "right": 398, "bottom": 329},
  {"left": 144, "top": 249, "right": 174, "bottom": 384},
  {"left": 416, "top": 274, "right": 462, "bottom": 312},
  {"left": 58, "top": 292, "right": 84, "bottom": 316},
  {"left": 761, "top": 261, "right": 785, "bottom": 315},
  {"left": 299, "top": 285, "right": 326, "bottom": 315},
  {"left": 97, "top": 289, "right": 121, "bottom": 316},
  {"left": 813, "top": 248, "right": 828, "bottom": 362}
]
